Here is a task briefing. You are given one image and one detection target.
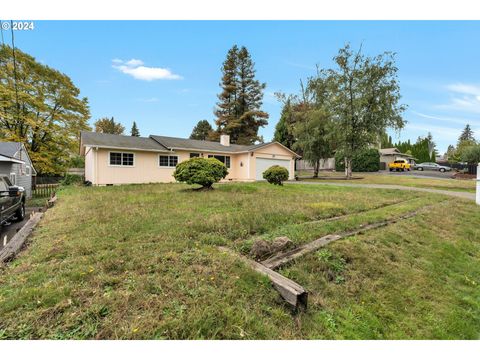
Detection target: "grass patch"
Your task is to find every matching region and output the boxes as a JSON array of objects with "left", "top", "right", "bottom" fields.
[
  {"left": 0, "top": 182, "right": 478, "bottom": 339},
  {"left": 298, "top": 171, "right": 475, "bottom": 193}
]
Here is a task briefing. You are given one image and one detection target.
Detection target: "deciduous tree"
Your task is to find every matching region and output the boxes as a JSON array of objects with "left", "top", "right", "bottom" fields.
[
  {"left": 94, "top": 117, "right": 125, "bottom": 135},
  {"left": 0, "top": 45, "right": 90, "bottom": 174},
  {"left": 328, "top": 44, "right": 406, "bottom": 178}
]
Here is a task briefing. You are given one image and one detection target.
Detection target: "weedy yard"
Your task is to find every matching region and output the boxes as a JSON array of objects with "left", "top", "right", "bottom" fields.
[{"left": 0, "top": 182, "right": 479, "bottom": 339}]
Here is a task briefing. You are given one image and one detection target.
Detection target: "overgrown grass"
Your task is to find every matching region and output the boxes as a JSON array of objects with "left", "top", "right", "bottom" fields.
[
  {"left": 0, "top": 182, "right": 478, "bottom": 339},
  {"left": 297, "top": 171, "right": 475, "bottom": 193}
]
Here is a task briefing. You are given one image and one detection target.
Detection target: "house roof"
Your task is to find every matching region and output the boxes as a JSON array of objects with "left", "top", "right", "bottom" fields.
[
  {"left": 150, "top": 135, "right": 262, "bottom": 153},
  {"left": 80, "top": 131, "right": 170, "bottom": 153},
  {"left": 81, "top": 131, "right": 300, "bottom": 157},
  {"left": 0, "top": 154, "right": 25, "bottom": 164},
  {"left": 0, "top": 142, "right": 22, "bottom": 158},
  {"left": 379, "top": 147, "right": 416, "bottom": 160}
]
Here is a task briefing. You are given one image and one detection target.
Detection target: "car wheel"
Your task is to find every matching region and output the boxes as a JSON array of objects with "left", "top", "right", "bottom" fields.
[
  {"left": 389, "top": 168, "right": 393, "bottom": 172},
  {"left": 407, "top": 168, "right": 410, "bottom": 171},
  {"left": 418, "top": 167, "right": 423, "bottom": 171},
  {"left": 15, "top": 203, "right": 25, "bottom": 222},
  {"left": 440, "top": 168, "right": 445, "bottom": 172}
]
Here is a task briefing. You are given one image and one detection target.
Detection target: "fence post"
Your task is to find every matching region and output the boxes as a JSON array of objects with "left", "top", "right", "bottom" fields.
[{"left": 476, "top": 163, "right": 480, "bottom": 206}]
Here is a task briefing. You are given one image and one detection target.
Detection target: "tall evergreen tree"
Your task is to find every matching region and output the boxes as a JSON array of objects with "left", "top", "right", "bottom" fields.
[
  {"left": 131, "top": 121, "right": 140, "bottom": 137},
  {"left": 190, "top": 120, "right": 213, "bottom": 140},
  {"left": 214, "top": 45, "right": 268, "bottom": 145},
  {"left": 459, "top": 124, "right": 475, "bottom": 143}
]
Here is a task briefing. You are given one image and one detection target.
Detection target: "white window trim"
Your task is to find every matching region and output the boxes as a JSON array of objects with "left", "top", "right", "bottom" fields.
[
  {"left": 10, "top": 172, "right": 16, "bottom": 185},
  {"left": 26, "top": 165, "right": 31, "bottom": 176},
  {"left": 108, "top": 151, "right": 135, "bottom": 167},
  {"left": 207, "top": 154, "right": 231, "bottom": 168},
  {"left": 158, "top": 155, "right": 179, "bottom": 168}
]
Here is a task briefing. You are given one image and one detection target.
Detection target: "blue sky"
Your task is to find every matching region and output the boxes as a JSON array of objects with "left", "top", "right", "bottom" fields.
[{"left": 5, "top": 20, "right": 480, "bottom": 153}]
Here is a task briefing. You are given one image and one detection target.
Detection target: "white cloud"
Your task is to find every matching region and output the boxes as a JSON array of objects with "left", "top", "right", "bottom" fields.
[
  {"left": 438, "top": 82, "right": 480, "bottom": 113},
  {"left": 446, "top": 83, "right": 480, "bottom": 96},
  {"left": 112, "top": 59, "right": 182, "bottom": 81},
  {"left": 411, "top": 111, "right": 480, "bottom": 127},
  {"left": 137, "top": 97, "right": 160, "bottom": 103}
]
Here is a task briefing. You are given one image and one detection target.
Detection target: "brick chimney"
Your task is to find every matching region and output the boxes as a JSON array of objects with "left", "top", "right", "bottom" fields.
[{"left": 220, "top": 134, "right": 230, "bottom": 146}]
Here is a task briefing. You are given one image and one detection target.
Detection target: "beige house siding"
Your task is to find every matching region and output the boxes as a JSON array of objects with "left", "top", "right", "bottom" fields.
[
  {"left": 94, "top": 148, "right": 186, "bottom": 185},
  {"left": 84, "top": 146, "right": 95, "bottom": 183},
  {"left": 85, "top": 142, "right": 296, "bottom": 185}
]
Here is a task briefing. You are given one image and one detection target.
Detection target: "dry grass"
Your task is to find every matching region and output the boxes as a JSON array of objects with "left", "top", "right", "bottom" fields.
[{"left": 0, "top": 182, "right": 478, "bottom": 339}]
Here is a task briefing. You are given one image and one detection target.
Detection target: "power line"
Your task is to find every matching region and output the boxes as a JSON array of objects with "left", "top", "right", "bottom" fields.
[{"left": 11, "top": 20, "right": 20, "bottom": 122}]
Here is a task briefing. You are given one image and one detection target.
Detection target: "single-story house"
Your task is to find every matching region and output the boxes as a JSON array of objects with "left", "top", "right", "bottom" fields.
[
  {"left": 0, "top": 142, "right": 37, "bottom": 198},
  {"left": 379, "top": 148, "right": 417, "bottom": 169},
  {"left": 80, "top": 131, "right": 300, "bottom": 185}
]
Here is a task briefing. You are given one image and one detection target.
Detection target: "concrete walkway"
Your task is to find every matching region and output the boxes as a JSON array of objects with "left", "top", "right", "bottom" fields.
[{"left": 290, "top": 181, "right": 476, "bottom": 201}]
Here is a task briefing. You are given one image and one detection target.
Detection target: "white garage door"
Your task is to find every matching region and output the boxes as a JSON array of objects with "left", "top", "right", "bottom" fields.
[{"left": 255, "top": 158, "right": 290, "bottom": 180}]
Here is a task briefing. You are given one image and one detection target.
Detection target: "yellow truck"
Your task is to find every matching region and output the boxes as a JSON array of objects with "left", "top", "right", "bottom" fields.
[{"left": 388, "top": 159, "right": 411, "bottom": 172}]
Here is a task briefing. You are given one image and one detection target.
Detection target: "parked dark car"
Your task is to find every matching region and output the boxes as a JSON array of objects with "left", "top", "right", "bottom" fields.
[
  {"left": 414, "top": 162, "right": 452, "bottom": 172},
  {"left": 0, "top": 175, "right": 26, "bottom": 225}
]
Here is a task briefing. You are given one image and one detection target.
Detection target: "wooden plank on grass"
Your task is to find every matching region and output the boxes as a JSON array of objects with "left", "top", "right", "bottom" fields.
[
  {"left": 0, "top": 212, "right": 44, "bottom": 264},
  {"left": 262, "top": 208, "right": 427, "bottom": 270},
  {"left": 261, "top": 234, "right": 342, "bottom": 270},
  {"left": 219, "top": 247, "right": 308, "bottom": 310}
]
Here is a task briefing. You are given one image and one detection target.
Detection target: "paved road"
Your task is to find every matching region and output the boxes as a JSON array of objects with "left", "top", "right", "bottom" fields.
[
  {"left": 291, "top": 181, "right": 476, "bottom": 201},
  {"left": 0, "top": 208, "right": 33, "bottom": 251}
]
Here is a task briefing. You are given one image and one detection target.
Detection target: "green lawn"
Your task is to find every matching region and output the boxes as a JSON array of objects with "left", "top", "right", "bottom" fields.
[
  {"left": 297, "top": 171, "right": 476, "bottom": 193},
  {"left": 0, "top": 182, "right": 479, "bottom": 339}
]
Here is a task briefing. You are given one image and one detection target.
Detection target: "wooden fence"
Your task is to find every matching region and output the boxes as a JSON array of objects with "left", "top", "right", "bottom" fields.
[{"left": 32, "top": 183, "right": 59, "bottom": 198}]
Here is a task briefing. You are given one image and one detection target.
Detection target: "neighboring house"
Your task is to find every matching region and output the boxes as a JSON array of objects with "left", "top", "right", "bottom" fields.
[
  {"left": 80, "top": 131, "right": 300, "bottom": 185},
  {"left": 379, "top": 148, "right": 416, "bottom": 169},
  {"left": 0, "top": 142, "right": 37, "bottom": 198}
]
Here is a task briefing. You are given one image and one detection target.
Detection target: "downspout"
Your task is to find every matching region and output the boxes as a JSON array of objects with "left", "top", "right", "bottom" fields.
[
  {"left": 247, "top": 152, "right": 251, "bottom": 180},
  {"left": 95, "top": 147, "right": 98, "bottom": 185}
]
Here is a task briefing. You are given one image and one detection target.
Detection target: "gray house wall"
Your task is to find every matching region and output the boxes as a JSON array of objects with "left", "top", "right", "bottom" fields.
[{"left": 0, "top": 144, "right": 35, "bottom": 198}]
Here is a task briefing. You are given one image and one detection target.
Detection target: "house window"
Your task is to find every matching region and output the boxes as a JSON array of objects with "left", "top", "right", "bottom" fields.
[
  {"left": 26, "top": 166, "right": 31, "bottom": 176},
  {"left": 109, "top": 152, "right": 134, "bottom": 166},
  {"left": 208, "top": 155, "right": 231, "bottom": 168},
  {"left": 190, "top": 153, "right": 200, "bottom": 158},
  {"left": 159, "top": 155, "right": 178, "bottom": 167},
  {"left": 10, "top": 173, "right": 16, "bottom": 185}
]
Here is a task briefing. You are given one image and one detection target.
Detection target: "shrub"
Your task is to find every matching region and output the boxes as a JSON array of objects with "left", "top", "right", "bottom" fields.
[
  {"left": 173, "top": 157, "right": 228, "bottom": 190},
  {"left": 335, "top": 148, "right": 380, "bottom": 172},
  {"left": 461, "top": 144, "right": 480, "bottom": 164},
  {"left": 263, "top": 165, "right": 289, "bottom": 185},
  {"left": 61, "top": 174, "right": 83, "bottom": 185}
]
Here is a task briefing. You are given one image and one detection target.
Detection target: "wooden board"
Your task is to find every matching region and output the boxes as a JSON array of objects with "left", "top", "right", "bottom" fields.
[
  {"left": 0, "top": 212, "right": 43, "bottom": 264},
  {"left": 219, "top": 247, "right": 308, "bottom": 310},
  {"left": 262, "top": 207, "right": 427, "bottom": 270}
]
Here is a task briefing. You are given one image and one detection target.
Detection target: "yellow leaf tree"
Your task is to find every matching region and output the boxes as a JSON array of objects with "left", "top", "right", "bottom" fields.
[{"left": 0, "top": 45, "right": 91, "bottom": 174}]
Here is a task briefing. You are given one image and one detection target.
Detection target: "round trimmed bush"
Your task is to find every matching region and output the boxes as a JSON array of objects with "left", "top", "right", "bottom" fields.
[
  {"left": 173, "top": 157, "right": 228, "bottom": 190},
  {"left": 263, "top": 165, "right": 289, "bottom": 186}
]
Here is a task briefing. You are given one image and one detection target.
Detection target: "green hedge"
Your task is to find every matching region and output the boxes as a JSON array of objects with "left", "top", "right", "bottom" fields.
[{"left": 335, "top": 148, "right": 380, "bottom": 172}]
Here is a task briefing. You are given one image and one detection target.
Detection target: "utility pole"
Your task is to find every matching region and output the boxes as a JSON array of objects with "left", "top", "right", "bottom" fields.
[{"left": 476, "top": 163, "right": 480, "bottom": 206}]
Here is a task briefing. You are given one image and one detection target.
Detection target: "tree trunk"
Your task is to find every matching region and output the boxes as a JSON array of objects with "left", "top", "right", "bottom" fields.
[
  {"left": 345, "top": 157, "right": 352, "bottom": 179},
  {"left": 313, "top": 160, "right": 320, "bottom": 178}
]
